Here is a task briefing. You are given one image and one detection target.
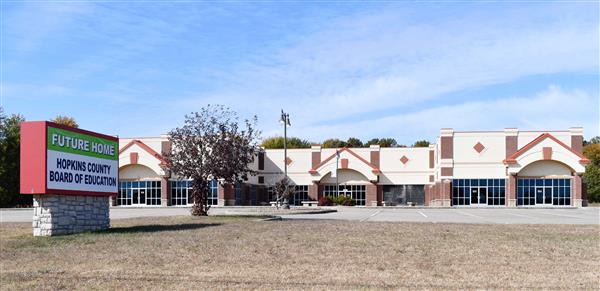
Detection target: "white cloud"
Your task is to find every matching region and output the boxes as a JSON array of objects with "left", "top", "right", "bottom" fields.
[
  {"left": 175, "top": 4, "right": 598, "bottom": 140},
  {"left": 288, "top": 86, "right": 598, "bottom": 143}
]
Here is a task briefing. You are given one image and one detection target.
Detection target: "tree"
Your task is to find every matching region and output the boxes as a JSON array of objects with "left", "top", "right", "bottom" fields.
[
  {"left": 365, "top": 138, "right": 398, "bottom": 147},
  {"left": 0, "top": 109, "right": 29, "bottom": 207},
  {"left": 165, "top": 105, "right": 260, "bottom": 216},
  {"left": 583, "top": 136, "right": 600, "bottom": 146},
  {"left": 273, "top": 177, "right": 295, "bottom": 209},
  {"left": 345, "top": 137, "right": 363, "bottom": 148},
  {"left": 261, "top": 136, "right": 311, "bottom": 149},
  {"left": 583, "top": 143, "right": 600, "bottom": 202},
  {"left": 412, "top": 140, "right": 430, "bottom": 147},
  {"left": 51, "top": 115, "right": 78, "bottom": 128},
  {"left": 322, "top": 138, "right": 346, "bottom": 148}
]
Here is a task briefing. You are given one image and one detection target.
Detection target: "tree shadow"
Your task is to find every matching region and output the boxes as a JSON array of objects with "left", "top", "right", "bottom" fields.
[{"left": 102, "top": 223, "right": 221, "bottom": 234}]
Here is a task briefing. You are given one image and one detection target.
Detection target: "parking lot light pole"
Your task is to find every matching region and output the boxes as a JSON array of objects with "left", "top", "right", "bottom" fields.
[
  {"left": 280, "top": 110, "right": 291, "bottom": 208},
  {"left": 336, "top": 149, "right": 339, "bottom": 197}
]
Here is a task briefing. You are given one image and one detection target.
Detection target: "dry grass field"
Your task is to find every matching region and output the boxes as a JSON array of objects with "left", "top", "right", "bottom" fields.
[{"left": 1, "top": 216, "right": 599, "bottom": 290}]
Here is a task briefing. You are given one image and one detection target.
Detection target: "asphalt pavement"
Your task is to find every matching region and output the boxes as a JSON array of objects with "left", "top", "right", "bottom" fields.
[{"left": 1, "top": 206, "right": 598, "bottom": 225}]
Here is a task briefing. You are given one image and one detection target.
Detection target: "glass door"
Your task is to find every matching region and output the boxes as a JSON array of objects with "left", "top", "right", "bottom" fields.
[
  {"left": 132, "top": 189, "right": 139, "bottom": 204},
  {"left": 470, "top": 187, "right": 487, "bottom": 206},
  {"left": 139, "top": 189, "right": 146, "bottom": 205},
  {"left": 535, "top": 186, "right": 553, "bottom": 206},
  {"left": 132, "top": 188, "right": 147, "bottom": 206}
]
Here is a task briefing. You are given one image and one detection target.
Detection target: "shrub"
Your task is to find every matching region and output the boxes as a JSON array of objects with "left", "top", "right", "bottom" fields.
[
  {"left": 326, "top": 195, "right": 355, "bottom": 206},
  {"left": 318, "top": 196, "right": 332, "bottom": 206},
  {"left": 336, "top": 195, "right": 356, "bottom": 206}
]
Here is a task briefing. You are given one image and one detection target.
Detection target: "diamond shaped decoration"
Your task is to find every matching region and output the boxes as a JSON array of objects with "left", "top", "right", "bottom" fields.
[
  {"left": 473, "top": 142, "right": 485, "bottom": 153},
  {"left": 285, "top": 157, "right": 293, "bottom": 165},
  {"left": 400, "top": 155, "right": 409, "bottom": 164}
]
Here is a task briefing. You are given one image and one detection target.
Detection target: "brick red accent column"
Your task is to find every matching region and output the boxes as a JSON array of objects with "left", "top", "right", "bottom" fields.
[
  {"left": 366, "top": 183, "right": 378, "bottom": 206},
  {"left": 506, "top": 136, "right": 518, "bottom": 158},
  {"left": 423, "top": 186, "right": 429, "bottom": 206},
  {"left": 433, "top": 182, "right": 441, "bottom": 206},
  {"left": 311, "top": 146, "right": 321, "bottom": 169},
  {"left": 370, "top": 145, "right": 380, "bottom": 168},
  {"left": 223, "top": 184, "right": 235, "bottom": 206},
  {"left": 571, "top": 136, "right": 583, "bottom": 154},
  {"left": 442, "top": 180, "right": 451, "bottom": 207},
  {"left": 161, "top": 176, "right": 170, "bottom": 206},
  {"left": 428, "top": 149, "right": 434, "bottom": 168},
  {"left": 161, "top": 141, "right": 172, "bottom": 157},
  {"left": 507, "top": 175, "right": 516, "bottom": 207},
  {"left": 218, "top": 184, "right": 225, "bottom": 206},
  {"left": 441, "top": 137, "right": 453, "bottom": 159},
  {"left": 573, "top": 175, "right": 583, "bottom": 207},
  {"left": 308, "top": 182, "right": 319, "bottom": 201}
]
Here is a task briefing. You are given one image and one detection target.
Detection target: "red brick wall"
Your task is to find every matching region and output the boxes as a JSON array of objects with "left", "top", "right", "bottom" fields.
[
  {"left": 429, "top": 150, "right": 434, "bottom": 168},
  {"left": 571, "top": 135, "right": 583, "bottom": 154},
  {"left": 505, "top": 136, "right": 518, "bottom": 158},
  {"left": 311, "top": 151, "right": 321, "bottom": 169},
  {"left": 370, "top": 151, "right": 380, "bottom": 168},
  {"left": 441, "top": 136, "right": 453, "bottom": 159},
  {"left": 573, "top": 175, "right": 582, "bottom": 203},
  {"left": 441, "top": 167, "right": 453, "bottom": 176},
  {"left": 308, "top": 183, "right": 318, "bottom": 201},
  {"left": 366, "top": 183, "right": 378, "bottom": 206},
  {"left": 507, "top": 176, "right": 516, "bottom": 206},
  {"left": 161, "top": 176, "right": 170, "bottom": 206}
]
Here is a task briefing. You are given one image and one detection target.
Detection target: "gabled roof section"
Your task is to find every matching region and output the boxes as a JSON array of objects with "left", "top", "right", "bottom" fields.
[
  {"left": 119, "top": 140, "right": 167, "bottom": 165},
  {"left": 503, "top": 133, "right": 589, "bottom": 165},
  {"left": 309, "top": 147, "right": 381, "bottom": 174}
]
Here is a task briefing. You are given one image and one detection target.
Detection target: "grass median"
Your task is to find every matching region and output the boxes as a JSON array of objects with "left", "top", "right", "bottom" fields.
[{"left": 1, "top": 216, "right": 598, "bottom": 290}]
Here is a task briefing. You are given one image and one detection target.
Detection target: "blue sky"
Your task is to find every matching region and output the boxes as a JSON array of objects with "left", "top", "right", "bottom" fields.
[{"left": 2, "top": 1, "right": 599, "bottom": 144}]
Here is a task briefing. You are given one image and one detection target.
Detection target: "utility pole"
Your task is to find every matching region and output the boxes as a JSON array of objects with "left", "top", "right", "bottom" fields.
[
  {"left": 336, "top": 149, "right": 339, "bottom": 197},
  {"left": 280, "top": 110, "right": 291, "bottom": 208}
]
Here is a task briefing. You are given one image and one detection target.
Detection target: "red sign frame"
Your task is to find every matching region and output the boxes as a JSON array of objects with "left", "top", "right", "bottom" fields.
[{"left": 20, "top": 121, "right": 118, "bottom": 196}]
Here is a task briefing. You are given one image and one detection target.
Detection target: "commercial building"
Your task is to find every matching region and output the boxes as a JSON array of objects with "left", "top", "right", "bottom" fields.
[{"left": 116, "top": 127, "right": 588, "bottom": 208}]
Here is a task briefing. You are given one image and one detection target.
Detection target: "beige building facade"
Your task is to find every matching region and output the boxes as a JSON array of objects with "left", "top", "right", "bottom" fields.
[{"left": 115, "top": 127, "right": 589, "bottom": 208}]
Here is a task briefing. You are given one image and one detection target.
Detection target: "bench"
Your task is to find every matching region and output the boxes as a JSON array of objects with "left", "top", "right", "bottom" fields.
[{"left": 301, "top": 201, "right": 319, "bottom": 207}]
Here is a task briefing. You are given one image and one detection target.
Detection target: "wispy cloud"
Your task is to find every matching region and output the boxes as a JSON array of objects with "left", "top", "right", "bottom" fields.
[
  {"left": 285, "top": 86, "right": 598, "bottom": 143},
  {"left": 179, "top": 4, "right": 598, "bottom": 136},
  {"left": 2, "top": 2, "right": 598, "bottom": 141}
]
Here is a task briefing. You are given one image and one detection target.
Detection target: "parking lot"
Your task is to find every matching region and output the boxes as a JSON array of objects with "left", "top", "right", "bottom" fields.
[
  {"left": 1, "top": 206, "right": 598, "bottom": 224},
  {"left": 280, "top": 207, "right": 600, "bottom": 224}
]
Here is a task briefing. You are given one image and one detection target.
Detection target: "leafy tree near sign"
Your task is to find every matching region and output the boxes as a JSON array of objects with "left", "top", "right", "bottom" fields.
[
  {"left": 51, "top": 115, "right": 79, "bottom": 128},
  {"left": 0, "top": 107, "right": 30, "bottom": 207},
  {"left": 412, "top": 140, "right": 430, "bottom": 147},
  {"left": 583, "top": 138, "right": 600, "bottom": 202},
  {"left": 261, "top": 136, "right": 311, "bottom": 149},
  {"left": 272, "top": 177, "right": 295, "bottom": 209},
  {"left": 165, "top": 105, "right": 260, "bottom": 216}
]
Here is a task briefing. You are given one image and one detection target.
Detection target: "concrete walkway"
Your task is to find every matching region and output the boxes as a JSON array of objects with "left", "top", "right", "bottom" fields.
[{"left": 2, "top": 206, "right": 599, "bottom": 225}]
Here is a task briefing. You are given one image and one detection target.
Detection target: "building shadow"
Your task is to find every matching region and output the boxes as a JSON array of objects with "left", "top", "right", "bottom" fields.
[{"left": 102, "top": 223, "right": 221, "bottom": 234}]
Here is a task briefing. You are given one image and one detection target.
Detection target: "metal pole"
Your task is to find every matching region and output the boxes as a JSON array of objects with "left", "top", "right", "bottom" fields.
[
  {"left": 282, "top": 111, "right": 290, "bottom": 208},
  {"left": 336, "top": 149, "right": 339, "bottom": 197},
  {"left": 284, "top": 115, "right": 287, "bottom": 179}
]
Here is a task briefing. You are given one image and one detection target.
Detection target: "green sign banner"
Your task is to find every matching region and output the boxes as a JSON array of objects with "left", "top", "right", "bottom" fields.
[{"left": 47, "top": 126, "right": 118, "bottom": 161}]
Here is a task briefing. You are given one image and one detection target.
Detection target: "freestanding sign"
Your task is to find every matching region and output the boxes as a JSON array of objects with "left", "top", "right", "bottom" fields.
[{"left": 20, "top": 121, "right": 118, "bottom": 236}]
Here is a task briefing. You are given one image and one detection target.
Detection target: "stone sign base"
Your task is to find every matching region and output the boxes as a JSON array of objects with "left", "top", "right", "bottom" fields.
[{"left": 33, "top": 195, "right": 110, "bottom": 236}]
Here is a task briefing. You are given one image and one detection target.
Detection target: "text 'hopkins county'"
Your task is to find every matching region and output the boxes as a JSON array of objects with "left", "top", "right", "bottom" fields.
[{"left": 55, "top": 158, "right": 112, "bottom": 174}]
